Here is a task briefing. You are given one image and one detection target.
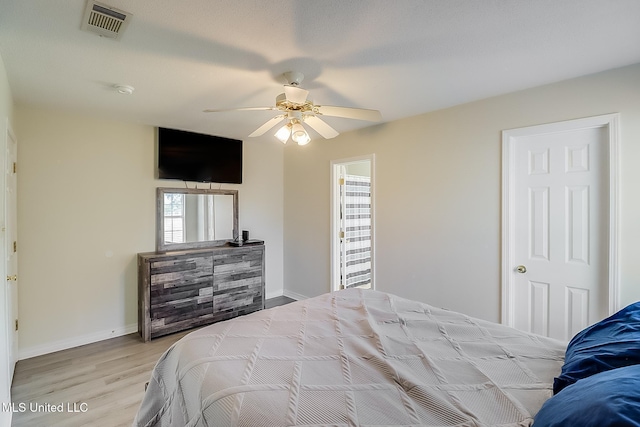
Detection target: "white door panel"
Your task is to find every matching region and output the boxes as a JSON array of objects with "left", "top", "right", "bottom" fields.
[
  {"left": 0, "top": 120, "right": 16, "bottom": 424},
  {"left": 503, "top": 115, "right": 619, "bottom": 341},
  {"left": 0, "top": 121, "right": 8, "bottom": 425},
  {"left": 6, "top": 128, "right": 17, "bottom": 371}
]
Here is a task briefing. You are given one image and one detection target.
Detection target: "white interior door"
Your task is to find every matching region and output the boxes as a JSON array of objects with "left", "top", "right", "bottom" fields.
[
  {"left": 502, "top": 114, "right": 619, "bottom": 341},
  {"left": 331, "top": 155, "right": 375, "bottom": 292},
  {"left": 0, "top": 120, "right": 9, "bottom": 425},
  {"left": 6, "top": 128, "right": 18, "bottom": 371}
]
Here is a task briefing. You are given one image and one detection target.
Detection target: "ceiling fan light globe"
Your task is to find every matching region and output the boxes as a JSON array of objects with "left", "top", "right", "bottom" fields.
[
  {"left": 293, "top": 132, "right": 310, "bottom": 145},
  {"left": 291, "top": 122, "right": 310, "bottom": 145},
  {"left": 291, "top": 121, "right": 304, "bottom": 135},
  {"left": 274, "top": 125, "right": 291, "bottom": 144},
  {"left": 295, "top": 134, "right": 310, "bottom": 145}
]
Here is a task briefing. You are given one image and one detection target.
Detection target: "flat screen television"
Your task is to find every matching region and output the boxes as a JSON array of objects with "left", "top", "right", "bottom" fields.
[{"left": 157, "top": 127, "right": 243, "bottom": 183}]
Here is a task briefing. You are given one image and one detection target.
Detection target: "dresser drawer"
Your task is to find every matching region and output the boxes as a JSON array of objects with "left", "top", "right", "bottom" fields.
[
  {"left": 213, "top": 247, "right": 264, "bottom": 322},
  {"left": 149, "top": 253, "right": 213, "bottom": 338}
]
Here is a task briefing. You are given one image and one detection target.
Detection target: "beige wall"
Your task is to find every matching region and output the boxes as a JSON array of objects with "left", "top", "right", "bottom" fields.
[
  {"left": 16, "top": 106, "right": 284, "bottom": 358},
  {"left": 283, "top": 63, "right": 640, "bottom": 322}
]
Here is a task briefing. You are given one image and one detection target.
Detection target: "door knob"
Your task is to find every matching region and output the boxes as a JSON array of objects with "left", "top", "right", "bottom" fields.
[{"left": 516, "top": 265, "right": 527, "bottom": 274}]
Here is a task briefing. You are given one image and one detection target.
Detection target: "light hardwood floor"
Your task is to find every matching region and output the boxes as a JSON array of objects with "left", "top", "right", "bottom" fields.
[
  {"left": 10, "top": 296, "right": 295, "bottom": 427},
  {"left": 10, "top": 331, "right": 188, "bottom": 427}
]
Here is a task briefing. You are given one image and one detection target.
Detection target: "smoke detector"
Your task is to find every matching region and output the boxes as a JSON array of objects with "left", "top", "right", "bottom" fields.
[
  {"left": 114, "top": 84, "right": 134, "bottom": 95},
  {"left": 81, "top": 1, "right": 132, "bottom": 40}
]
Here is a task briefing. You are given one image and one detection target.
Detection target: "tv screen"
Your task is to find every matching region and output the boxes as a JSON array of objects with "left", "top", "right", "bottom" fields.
[{"left": 157, "top": 128, "right": 243, "bottom": 184}]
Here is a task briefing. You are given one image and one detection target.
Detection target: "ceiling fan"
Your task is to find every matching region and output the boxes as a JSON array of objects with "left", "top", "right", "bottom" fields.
[{"left": 204, "top": 71, "right": 382, "bottom": 145}]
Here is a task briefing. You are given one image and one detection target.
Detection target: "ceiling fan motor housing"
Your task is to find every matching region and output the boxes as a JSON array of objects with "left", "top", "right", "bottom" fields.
[
  {"left": 283, "top": 71, "right": 304, "bottom": 86},
  {"left": 276, "top": 93, "right": 313, "bottom": 111}
]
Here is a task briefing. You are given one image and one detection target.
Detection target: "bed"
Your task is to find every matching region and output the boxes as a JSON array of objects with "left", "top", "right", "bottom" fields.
[{"left": 134, "top": 288, "right": 567, "bottom": 426}]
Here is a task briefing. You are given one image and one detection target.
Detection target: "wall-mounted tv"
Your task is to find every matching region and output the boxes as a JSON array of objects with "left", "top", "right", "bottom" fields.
[{"left": 157, "top": 127, "right": 243, "bottom": 184}]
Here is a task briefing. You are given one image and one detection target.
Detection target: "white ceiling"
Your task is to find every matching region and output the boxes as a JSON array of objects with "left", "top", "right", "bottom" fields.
[{"left": 1, "top": 0, "right": 639, "bottom": 142}]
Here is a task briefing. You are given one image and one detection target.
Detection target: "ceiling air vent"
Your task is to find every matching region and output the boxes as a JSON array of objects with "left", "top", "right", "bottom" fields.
[{"left": 81, "top": 1, "right": 132, "bottom": 40}]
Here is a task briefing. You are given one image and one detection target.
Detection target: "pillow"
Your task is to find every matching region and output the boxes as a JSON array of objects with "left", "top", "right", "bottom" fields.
[
  {"left": 534, "top": 364, "right": 640, "bottom": 427},
  {"left": 553, "top": 301, "right": 640, "bottom": 394}
]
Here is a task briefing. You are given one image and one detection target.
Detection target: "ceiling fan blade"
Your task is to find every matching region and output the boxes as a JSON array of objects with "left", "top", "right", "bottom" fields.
[
  {"left": 316, "top": 105, "right": 382, "bottom": 122},
  {"left": 284, "top": 85, "right": 309, "bottom": 104},
  {"left": 203, "top": 107, "right": 275, "bottom": 113},
  {"left": 248, "top": 115, "right": 285, "bottom": 137},
  {"left": 304, "top": 116, "right": 339, "bottom": 139}
]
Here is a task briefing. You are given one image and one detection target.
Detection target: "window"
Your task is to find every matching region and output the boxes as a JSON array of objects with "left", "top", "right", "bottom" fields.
[{"left": 163, "top": 193, "right": 185, "bottom": 243}]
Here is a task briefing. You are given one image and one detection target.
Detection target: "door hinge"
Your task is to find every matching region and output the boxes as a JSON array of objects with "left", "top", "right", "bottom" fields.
[
  {"left": 13, "top": 162, "right": 16, "bottom": 174},
  {"left": 15, "top": 319, "right": 18, "bottom": 331},
  {"left": 339, "top": 284, "right": 345, "bottom": 290},
  {"left": 13, "top": 241, "right": 17, "bottom": 253},
  {"left": 339, "top": 178, "right": 345, "bottom": 185},
  {"left": 339, "top": 231, "right": 345, "bottom": 239}
]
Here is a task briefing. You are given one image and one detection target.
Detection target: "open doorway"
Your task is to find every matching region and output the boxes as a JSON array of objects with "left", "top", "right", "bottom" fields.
[{"left": 330, "top": 155, "right": 374, "bottom": 292}]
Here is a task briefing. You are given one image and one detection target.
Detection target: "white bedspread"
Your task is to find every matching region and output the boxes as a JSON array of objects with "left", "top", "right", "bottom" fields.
[{"left": 134, "top": 289, "right": 565, "bottom": 426}]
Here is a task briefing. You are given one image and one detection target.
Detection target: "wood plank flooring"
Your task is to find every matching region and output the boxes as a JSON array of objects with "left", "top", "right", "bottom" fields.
[
  {"left": 265, "top": 295, "right": 295, "bottom": 309},
  {"left": 10, "top": 296, "right": 296, "bottom": 427}
]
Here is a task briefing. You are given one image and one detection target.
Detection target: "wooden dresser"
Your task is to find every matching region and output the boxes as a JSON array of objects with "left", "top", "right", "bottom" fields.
[{"left": 138, "top": 243, "right": 265, "bottom": 341}]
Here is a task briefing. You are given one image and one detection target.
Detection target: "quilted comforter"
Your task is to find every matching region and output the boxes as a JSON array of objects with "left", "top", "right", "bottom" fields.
[{"left": 134, "top": 289, "right": 565, "bottom": 426}]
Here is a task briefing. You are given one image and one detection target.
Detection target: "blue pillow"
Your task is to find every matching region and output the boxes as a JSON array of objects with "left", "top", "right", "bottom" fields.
[
  {"left": 534, "top": 364, "right": 640, "bottom": 427},
  {"left": 553, "top": 301, "right": 640, "bottom": 394}
]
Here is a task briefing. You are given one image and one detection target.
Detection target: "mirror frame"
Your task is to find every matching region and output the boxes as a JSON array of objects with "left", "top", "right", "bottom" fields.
[{"left": 156, "top": 187, "right": 239, "bottom": 252}]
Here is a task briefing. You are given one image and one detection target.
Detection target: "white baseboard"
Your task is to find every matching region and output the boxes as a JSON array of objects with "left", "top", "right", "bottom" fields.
[
  {"left": 283, "top": 290, "right": 308, "bottom": 301},
  {"left": 18, "top": 323, "right": 138, "bottom": 361},
  {"left": 265, "top": 289, "right": 285, "bottom": 300}
]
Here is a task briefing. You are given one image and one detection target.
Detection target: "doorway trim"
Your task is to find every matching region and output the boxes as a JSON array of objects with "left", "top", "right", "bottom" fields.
[
  {"left": 0, "top": 117, "right": 14, "bottom": 427},
  {"left": 501, "top": 113, "right": 620, "bottom": 327},
  {"left": 330, "top": 154, "right": 375, "bottom": 292}
]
